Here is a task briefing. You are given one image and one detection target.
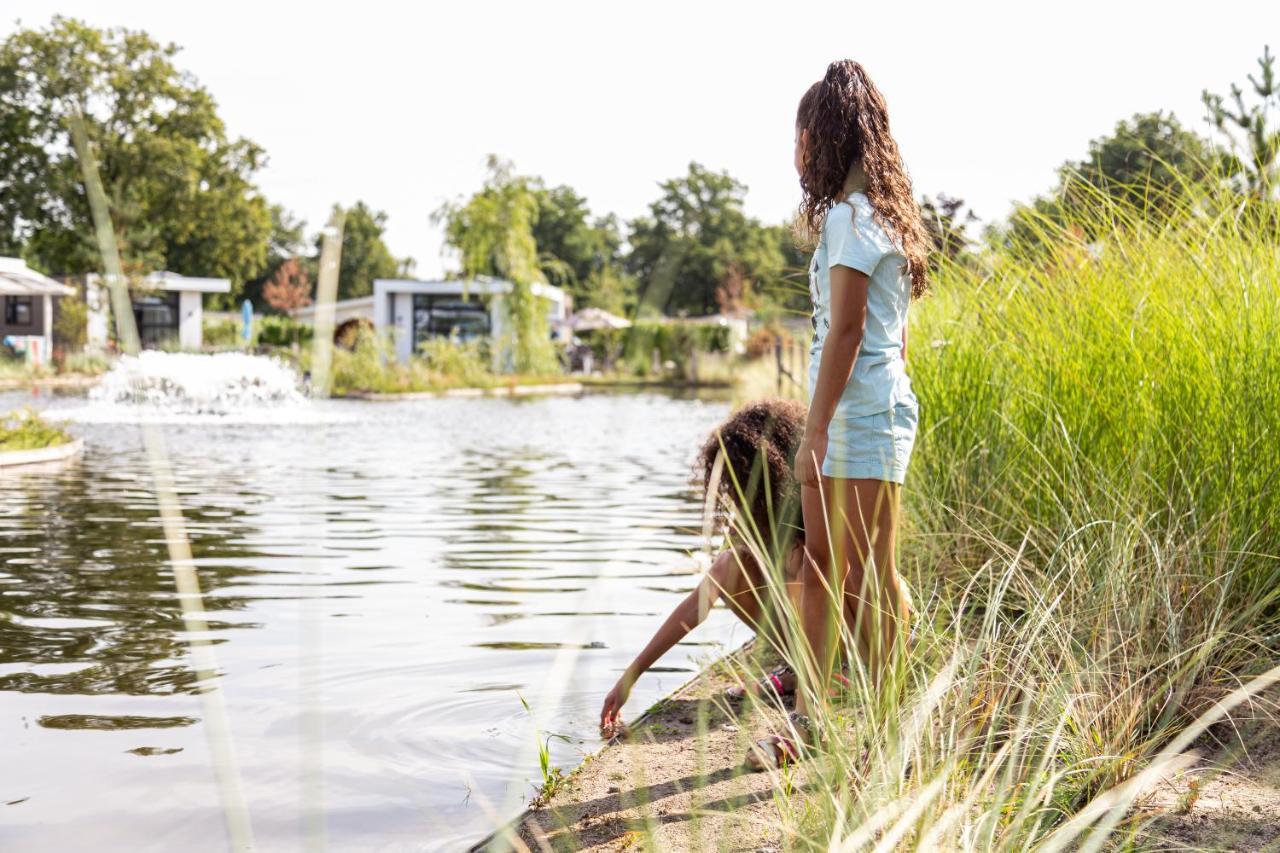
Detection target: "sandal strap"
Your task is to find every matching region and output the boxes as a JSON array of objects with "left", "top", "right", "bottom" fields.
[
  {"left": 788, "top": 711, "right": 818, "bottom": 744},
  {"left": 752, "top": 735, "right": 800, "bottom": 769}
]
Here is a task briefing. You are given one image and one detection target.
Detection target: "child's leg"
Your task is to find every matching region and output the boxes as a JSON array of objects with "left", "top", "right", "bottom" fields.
[
  {"left": 837, "top": 479, "right": 908, "bottom": 683},
  {"left": 720, "top": 548, "right": 802, "bottom": 698},
  {"left": 795, "top": 478, "right": 907, "bottom": 719}
]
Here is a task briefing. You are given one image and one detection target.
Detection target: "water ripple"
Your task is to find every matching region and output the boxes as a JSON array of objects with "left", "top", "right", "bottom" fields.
[{"left": 0, "top": 389, "right": 737, "bottom": 852}]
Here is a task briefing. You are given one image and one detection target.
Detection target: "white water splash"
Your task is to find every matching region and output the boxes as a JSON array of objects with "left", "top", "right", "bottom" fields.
[{"left": 83, "top": 351, "right": 308, "bottom": 417}]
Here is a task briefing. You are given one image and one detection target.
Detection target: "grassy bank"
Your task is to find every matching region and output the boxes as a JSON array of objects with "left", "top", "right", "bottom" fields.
[
  {"left": 0, "top": 409, "right": 74, "bottom": 452},
  {"left": 505, "top": 190, "right": 1280, "bottom": 850}
]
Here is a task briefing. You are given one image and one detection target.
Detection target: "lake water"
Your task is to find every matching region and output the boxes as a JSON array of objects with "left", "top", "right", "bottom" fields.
[{"left": 0, "top": 386, "right": 748, "bottom": 851}]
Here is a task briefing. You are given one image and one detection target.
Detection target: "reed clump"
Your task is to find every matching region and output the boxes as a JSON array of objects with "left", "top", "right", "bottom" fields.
[{"left": 673, "top": 183, "right": 1279, "bottom": 849}]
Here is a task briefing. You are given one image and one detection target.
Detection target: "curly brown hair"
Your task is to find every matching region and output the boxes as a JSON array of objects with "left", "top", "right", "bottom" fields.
[
  {"left": 796, "top": 60, "right": 931, "bottom": 298},
  {"left": 698, "top": 398, "right": 807, "bottom": 558}
]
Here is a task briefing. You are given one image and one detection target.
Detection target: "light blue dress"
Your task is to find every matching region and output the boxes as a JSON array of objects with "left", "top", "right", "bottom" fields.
[{"left": 808, "top": 193, "right": 920, "bottom": 483}]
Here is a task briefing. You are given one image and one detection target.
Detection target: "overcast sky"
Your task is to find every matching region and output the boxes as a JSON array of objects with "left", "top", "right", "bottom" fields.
[{"left": 5, "top": 2, "right": 1277, "bottom": 278}]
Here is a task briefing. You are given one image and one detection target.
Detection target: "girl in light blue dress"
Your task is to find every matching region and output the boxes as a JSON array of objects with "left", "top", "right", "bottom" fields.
[{"left": 751, "top": 59, "right": 932, "bottom": 769}]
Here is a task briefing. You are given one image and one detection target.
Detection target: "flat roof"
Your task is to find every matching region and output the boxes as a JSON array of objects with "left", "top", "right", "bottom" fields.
[
  {"left": 0, "top": 257, "right": 76, "bottom": 297},
  {"left": 85, "top": 271, "right": 233, "bottom": 294},
  {"left": 142, "top": 271, "right": 231, "bottom": 294},
  {"left": 373, "top": 276, "right": 565, "bottom": 302}
]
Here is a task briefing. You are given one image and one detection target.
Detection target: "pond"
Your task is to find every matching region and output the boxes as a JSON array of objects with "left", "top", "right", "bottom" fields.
[{"left": 0, "top": 383, "right": 749, "bottom": 851}]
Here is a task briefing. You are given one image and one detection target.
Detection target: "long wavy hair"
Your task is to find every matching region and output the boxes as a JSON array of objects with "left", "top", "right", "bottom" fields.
[
  {"left": 796, "top": 60, "right": 931, "bottom": 298},
  {"left": 698, "top": 398, "right": 806, "bottom": 559}
]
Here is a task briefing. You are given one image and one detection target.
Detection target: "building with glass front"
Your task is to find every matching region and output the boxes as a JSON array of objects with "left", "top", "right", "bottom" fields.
[
  {"left": 294, "top": 277, "right": 569, "bottom": 364},
  {"left": 85, "top": 271, "right": 231, "bottom": 351},
  {"left": 0, "top": 257, "right": 76, "bottom": 366}
]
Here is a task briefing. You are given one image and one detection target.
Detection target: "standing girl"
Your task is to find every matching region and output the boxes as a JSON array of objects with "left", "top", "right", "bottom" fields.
[{"left": 753, "top": 60, "right": 930, "bottom": 768}]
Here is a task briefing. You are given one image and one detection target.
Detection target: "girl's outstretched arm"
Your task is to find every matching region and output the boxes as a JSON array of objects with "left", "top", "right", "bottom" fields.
[{"left": 599, "top": 550, "right": 738, "bottom": 734}]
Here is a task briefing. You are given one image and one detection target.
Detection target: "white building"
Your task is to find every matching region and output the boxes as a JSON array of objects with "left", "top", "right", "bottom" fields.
[
  {"left": 87, "top": 271, "right": 231, "bottom": 351},
  {"left": 293, "top": 277, "right": 569, "bottom": 364},
  {"left": 0, "top": 257, "right": 76, "bottom": 367}
]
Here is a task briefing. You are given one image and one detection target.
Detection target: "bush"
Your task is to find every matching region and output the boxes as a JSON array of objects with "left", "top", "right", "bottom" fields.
[
  {"left": 743, "top": 322, "right": 793, "bottom": 360},
  {"left": 60, "top": 351, "right": 110, "bottom": 375},
  {"left": 0, "top": 408, "right": 72, "bottom": 451},
  {"left": 327, "top": 329, "right": 494, "bottom": 395},
  {"left": 417, "top": 338, "right": 490, "bottom": 385},
  {"left": 202, "top": 318, "right": 241, "bottom": 349},
  {"left": 329, "top": 327, "right": 395, "bottom": 395},
  {"left": 53, "top": 297, "right": 87, "bottom": 350},
  {"left": 619, "top": 320, "right": 731, "bottom": 378},
  {"left": 257, "top": 315, "right": 313, "bottom": 348}
]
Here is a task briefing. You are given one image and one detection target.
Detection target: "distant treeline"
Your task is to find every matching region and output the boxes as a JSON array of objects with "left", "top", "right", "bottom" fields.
[{"left": 1, "top": 18, "right": 1273, "bottom": 316}]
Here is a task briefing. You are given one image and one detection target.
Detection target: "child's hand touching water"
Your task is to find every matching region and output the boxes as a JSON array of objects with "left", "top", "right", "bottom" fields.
[
  {"left": 596, "top": 402, "right": 807, "bottom": 743},
  {"left": 599, "top": 678, "right": 630, "bottom": 737}
]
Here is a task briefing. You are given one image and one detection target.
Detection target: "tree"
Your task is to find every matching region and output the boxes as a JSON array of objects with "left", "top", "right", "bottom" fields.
[
  {"left": 434, "top": 157, "right": 557, "bottom": 374},
  {"left": 262, "top": 257, "right": 312, "bottom": 312},
  {"left": 0, "top": 17, "right": 273, "bottom": 301},
  {"left": 920, "top": 194, "right": 978, "bottom": 265},
  {"left": 1002, "top": 112, "right": 1215, "bottom": 249},
  {"left": 242, "top": 205, "right": 308, "bottom": 311},
  {"left": 581, "top": 263, "right": 637, "bottom": 317},
  {"left": 530, "top": 185, "right": 627, "bottom": 309},
  {"left": 317, "top": 201, "right": 411, "bottom": 300},
  {"left": 53, "top": 296, "right": 88, "bottom": 350},
  {"left": 1203, "top": 45, "right": 1279, "bottom": 200},
  {"left": 1067, "top": 112, "right": 1214, "bottom": 217},
  {"left": 626, "top": 163, "right": 785, "bottom": 316}
]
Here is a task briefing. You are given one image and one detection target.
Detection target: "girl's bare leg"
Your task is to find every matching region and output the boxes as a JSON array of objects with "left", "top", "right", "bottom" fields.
[{"left": 795, "top": 477, "right": 907, "bottom": 720}]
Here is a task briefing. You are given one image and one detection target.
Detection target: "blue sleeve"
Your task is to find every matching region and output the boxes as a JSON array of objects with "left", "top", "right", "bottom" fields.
[{"left": 825, "top": 201, "right": 890, "bottom": 276}]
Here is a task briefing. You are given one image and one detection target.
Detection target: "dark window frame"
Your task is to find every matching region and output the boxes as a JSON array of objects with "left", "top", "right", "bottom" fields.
[
  {"left": 133, "top": 291, "right": 180, "bottom": 348},
  {"left": 4, "top": 296, "right": 33, "bottom": 326},
  {"left": 411, "top": 293, "right": 490, "bottom": 347}
]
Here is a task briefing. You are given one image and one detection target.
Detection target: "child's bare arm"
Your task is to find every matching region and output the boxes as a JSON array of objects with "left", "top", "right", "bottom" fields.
[{"left": 600, "top": 551, "right": 738, "bottom": 733}]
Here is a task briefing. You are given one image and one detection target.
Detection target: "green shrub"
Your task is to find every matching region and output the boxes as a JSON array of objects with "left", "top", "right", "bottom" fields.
[
  {"left": 618, "top": 320, "right": 731, "bottom": 378},
  {"left": 330, "top": 327, "right": 396, "bottom": 395},
  {"left": 0, "top": 408, "right": 72, "bottom": 451},
  {"left": 60, "top": 351, "right": 110, "bottom": 375},
  {"left": 417, "top": 338, "right": 490, "bottom": 385},
  {"left": 53, "top": 297, "right": 88, "bottom": 350},
  {"left": 202, "top": 318, "right": 241, "bottom": 349},
  {"left": 257, "top": 315, "right": 313, "bottom": 348}
]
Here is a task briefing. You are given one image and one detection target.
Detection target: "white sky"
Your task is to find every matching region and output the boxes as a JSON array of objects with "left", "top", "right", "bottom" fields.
[{"left": 5, "top": 1, "right": 1278, "bottom": 278}]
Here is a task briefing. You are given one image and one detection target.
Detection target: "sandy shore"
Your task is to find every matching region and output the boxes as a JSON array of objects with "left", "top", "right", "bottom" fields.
[
  {"left": 1137, "top": 692, "right": 1280, "bottom": 849},
  {"left": 474, "top": 647, "right": 796, "bottom": 852}
]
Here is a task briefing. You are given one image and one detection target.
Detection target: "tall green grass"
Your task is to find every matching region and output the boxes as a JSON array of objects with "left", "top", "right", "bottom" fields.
[
  {"left": 514, "top": 185, "right": 1280, "bottom": 850},
  {"left": 738, "top": 186, "right": 1280, "bottom": 848}
]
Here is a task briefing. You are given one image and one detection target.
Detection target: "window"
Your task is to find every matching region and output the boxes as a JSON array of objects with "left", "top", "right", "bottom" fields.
[
  {"left": 4, "top": 296, "right": 33, "bottom": 326},
  {"left": 412, "top": 293, "right": 490, "bottom": 347},
  {"left": 132, "top": 291, "right": 180, "bottom": 348}
]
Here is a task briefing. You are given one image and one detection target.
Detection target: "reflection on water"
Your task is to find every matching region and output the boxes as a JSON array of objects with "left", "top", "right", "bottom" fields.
[{"left": 0, "top": 390, "right": 746, "bottom": 851}]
